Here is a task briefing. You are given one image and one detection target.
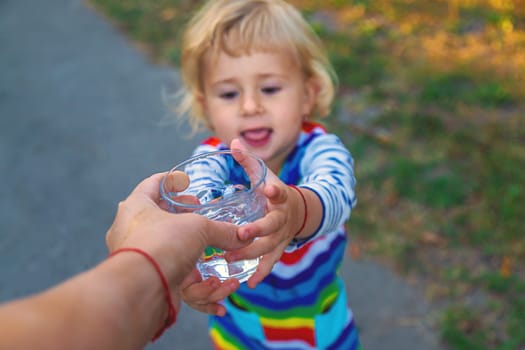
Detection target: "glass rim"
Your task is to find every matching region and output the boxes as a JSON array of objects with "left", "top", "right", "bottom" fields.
[{"left": 160, "top": 149, "right": 267, "bottom": 210}]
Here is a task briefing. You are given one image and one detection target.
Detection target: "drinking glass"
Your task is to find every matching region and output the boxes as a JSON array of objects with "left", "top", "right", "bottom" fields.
[{"left": 160, "top": 149, "right": 266, "bottom": 283}]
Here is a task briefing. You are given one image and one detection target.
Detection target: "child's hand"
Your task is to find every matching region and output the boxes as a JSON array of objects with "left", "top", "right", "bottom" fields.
[
  {"left": 180, "top": 269, "right": 240, "bottom": 316},
  {"left": 226, "top": 139, "right": 310, "bottom": 289}
]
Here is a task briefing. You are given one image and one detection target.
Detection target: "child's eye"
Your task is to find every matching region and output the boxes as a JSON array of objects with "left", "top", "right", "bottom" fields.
[
  {"left": 219, "top": 91, "right": 238, "bottom": 99},
  {"left": 261, "top": 86, "right": 281, "bottom": 94}
]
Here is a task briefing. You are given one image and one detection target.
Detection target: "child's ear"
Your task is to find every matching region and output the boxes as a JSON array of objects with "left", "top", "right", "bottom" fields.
[
  {"left": 197, "top": 93, "right": 206, "bottom": 112},
  {"left": 302, "top": 78, "right": 320, "bottom": 116},
  {"left": 197, "top": 93, "right": 215, "bottom": 130},
  {"left": 196, "top": 93, "right": 208, "bottom": 118}
]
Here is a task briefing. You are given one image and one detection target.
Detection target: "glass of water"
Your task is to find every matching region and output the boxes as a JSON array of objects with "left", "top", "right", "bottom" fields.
[{"left": 160, "top": 149, "right": 267, "bottom": 283}]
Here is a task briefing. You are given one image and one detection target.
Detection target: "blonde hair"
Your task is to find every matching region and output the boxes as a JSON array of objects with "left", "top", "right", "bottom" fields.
[{"left": 175, "top": 0, "right": 337, "bottom": 133}]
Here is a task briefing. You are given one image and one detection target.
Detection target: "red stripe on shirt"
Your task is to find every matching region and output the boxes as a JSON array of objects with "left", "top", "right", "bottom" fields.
[
  {"left": 263, "top": 326, "right": 316, "bottom": 347},
  {"left": 202, "top": 137, "right": 223, "bottom": 147},
  {"left": 302, "top": 121, "right": 326, "bottom": 133},
  {"left": 279, "top": 240, "right": 315, "bottom": 265}
]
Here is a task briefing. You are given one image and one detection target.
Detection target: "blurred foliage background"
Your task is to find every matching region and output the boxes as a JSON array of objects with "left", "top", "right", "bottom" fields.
[{"left": 87, "top": 0, "right": 525, "bottom": 348}]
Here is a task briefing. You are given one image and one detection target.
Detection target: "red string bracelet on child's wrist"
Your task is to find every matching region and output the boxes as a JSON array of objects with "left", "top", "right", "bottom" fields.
[
  {"left": 108, "top": 247, "right": 177, "bottom": 342},
  {"left": 288, "top": 185, "right": 308, "bottom": 237}
]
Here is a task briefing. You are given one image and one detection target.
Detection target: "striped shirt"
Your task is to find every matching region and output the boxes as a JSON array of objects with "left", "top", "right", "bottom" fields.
[{"left": 193, "top": 122, "right": 360, "bottom": 349}]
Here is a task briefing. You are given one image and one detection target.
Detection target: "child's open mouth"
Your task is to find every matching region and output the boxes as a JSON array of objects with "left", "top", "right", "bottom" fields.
[{"left": 241, "top": 128, "right": 272, "bottom": 147}]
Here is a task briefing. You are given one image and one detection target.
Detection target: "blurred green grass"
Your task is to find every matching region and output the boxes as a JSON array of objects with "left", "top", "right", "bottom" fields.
[{"left": 87, "top": 0, "right": 525, "bottom": 348}]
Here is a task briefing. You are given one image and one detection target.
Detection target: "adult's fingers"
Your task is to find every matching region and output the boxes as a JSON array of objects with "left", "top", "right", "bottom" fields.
[
  {"left": 163, "top": 170, "right": 190, "bottom": 193},
  {"left": 131, "top": 173, "right": 167, "bottom": 202}
]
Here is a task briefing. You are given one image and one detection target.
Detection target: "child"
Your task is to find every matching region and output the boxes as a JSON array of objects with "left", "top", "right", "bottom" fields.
[{"left": 175, "top": 0, "right": 360, "bottom": 348}]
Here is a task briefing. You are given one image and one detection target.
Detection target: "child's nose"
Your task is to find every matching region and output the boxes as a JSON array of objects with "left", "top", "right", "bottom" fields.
[{"left": 240, "top": 93, "right": 263, "bottom": 116}]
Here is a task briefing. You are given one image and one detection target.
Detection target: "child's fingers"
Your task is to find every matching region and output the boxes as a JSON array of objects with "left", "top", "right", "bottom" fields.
[
  {"left": 246, "top": 247, "right": 287, "bottom": 289},
  {"left": 182, "top": 277, "right": 240, "bottom": 316},
  {"left": 225, "top": 234, "right": 285, "bottom": 262},
  {"left": 182, "top": 277, "right": 220, "bottom": 301},
  {"left": 183, "top": 277, "right": 239, "bottom": 303},
  {"left": 238, "top": 209, "right": 286, "bottom": 241},
  {"left": 185, "top": 299, "right": 226, "bottom": 316},
  {"left": 230, "top": 139, "right": 266, "bottom": 186},
  {"left": 264, "top": 182, "right": 287, "bottom": 205},
  {"left": 180, "top": 268, "right": 204, "bottom": 290},
  {"left": 204, "top": 303, "right": 228, "bottom": 317}
]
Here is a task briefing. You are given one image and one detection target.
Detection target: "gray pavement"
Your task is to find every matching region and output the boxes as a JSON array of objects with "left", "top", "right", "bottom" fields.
[{"left": 0, "top": 0, "right": 445, "bottom": 349}]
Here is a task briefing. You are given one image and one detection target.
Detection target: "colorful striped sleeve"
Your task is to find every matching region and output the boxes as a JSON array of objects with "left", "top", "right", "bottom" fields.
[{"left": 290, "top": 133, "right": 356, "bottom": 248}]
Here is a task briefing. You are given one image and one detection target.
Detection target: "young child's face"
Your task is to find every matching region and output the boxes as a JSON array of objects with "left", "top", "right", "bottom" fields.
[{"left": 199, "top": 49, "right": 317, "bottom": 173}]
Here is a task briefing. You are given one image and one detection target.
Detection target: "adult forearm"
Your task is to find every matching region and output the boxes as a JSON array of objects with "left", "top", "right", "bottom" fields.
[{"left": 0, "top": 254, "right": 168, "bottom": 350}]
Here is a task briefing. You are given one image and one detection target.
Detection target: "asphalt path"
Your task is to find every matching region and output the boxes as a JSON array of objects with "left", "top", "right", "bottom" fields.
[{"left": 0, "top": 0, "right": 444, "bottom": 349}]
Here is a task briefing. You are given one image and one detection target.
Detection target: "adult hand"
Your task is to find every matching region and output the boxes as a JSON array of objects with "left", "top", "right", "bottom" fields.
[
  {"left": 0, "top": 173, "right": 252, "bottom": 350},
  {"left": 106, "top": 172, "right": 250, "bottom": 297}
]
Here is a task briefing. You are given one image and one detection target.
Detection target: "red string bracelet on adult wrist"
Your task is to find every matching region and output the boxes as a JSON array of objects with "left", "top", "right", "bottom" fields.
[
  {"left": 289, "top": 185, "right": 307, "bottom": 237},
  {"left": 108, "top": 247, "right": 177, "bottom": 342}
]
